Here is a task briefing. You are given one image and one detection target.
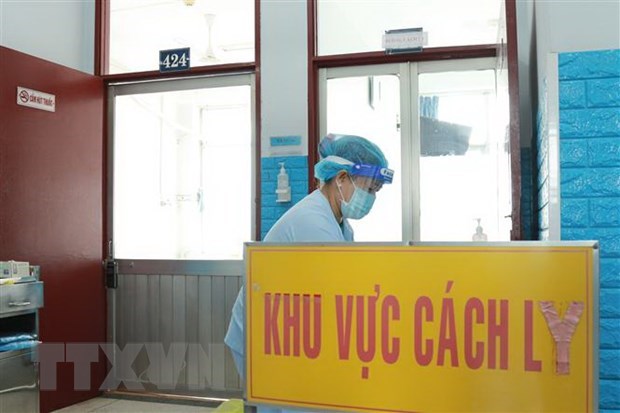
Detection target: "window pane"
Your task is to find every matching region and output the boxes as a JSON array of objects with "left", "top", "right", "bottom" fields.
[
  {"left": 109, "top": 0, "right": 254, "bottom": 74},
  {"left": 113, "top": 84, "right": 253, "bottom": 259},
  {"left": 317, "top": 0, "right": 502, "bottom": 56},
  {"left": 418, "top": 69, "right": 511, "bottom": 241},
  {"left": 326, "top": 75, "right": 403, "bottom": 242}
]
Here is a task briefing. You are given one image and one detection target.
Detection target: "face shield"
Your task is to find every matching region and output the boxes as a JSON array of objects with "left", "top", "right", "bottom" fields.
[{"left": 348, "top": 163, "right": 394, "bottom": 194}]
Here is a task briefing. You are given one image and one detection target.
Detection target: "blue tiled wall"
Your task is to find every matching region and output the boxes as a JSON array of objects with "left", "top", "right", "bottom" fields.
[
  {"left": 260, "top": 156, "right": 309, "bottom": 239},
  {"left": 558, "top": 49, "right": 620, "bottom": 411},
  {"left": 521, "top": 147, "right": 534, "bottom": 239}
]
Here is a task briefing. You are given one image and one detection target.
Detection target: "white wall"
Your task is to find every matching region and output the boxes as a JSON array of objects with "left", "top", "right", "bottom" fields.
[
  {"left": 260, "top": 0, "right": 308, "bottom": 157},
  {"left": 516, "top": 0, "right": 536, "bottom": 148},
  {"left": 0, "top": 0, "right": 94, "bottom": 74},
  {"left": 535, "top": 0, "right": 620, "bottom": 98}
]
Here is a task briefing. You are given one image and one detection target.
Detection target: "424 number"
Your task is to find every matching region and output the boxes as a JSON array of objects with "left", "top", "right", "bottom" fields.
[
  {"left": 159, "top": 48, "right": 191, "bottom": 72},
  {"left": 162, "top": 52, "right": 188, "bottom": 69}
]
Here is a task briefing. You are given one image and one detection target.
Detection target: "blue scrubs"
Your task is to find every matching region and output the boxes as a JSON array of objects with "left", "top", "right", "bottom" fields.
[{"left": 224, "top": 189, "right": 353, "bottom": 412}]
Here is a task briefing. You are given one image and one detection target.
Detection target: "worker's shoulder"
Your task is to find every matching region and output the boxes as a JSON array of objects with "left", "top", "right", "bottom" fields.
[
  {"left": 285, "top": 190, "right": 331, "bottom": 220},
  {"left": 263, "top": 191, "right": 336, "bottom": 242}
]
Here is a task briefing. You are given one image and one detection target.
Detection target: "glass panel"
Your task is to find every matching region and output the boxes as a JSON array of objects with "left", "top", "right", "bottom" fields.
[
  {"left": 326, "top": 75, "right": 402, "bottom": 241},
  {"left": 109, "top": 0, "right": 254, "bottom": 74},
  {"left": 317, "top": 0, "right": 502, "bottom": 56},
  {"left": 113, "top": 84, "right": 253, "bottom": 259},
  {"left": 418, "top": 69, "right": 511, "bottom": 241}
]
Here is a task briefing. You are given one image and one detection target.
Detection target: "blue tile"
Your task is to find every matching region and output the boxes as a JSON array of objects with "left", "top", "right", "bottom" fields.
[
  {"left": 588, "top": 78, "right": 620, "bottom": 107},
  {"left": 521, "top": 147, "right": 532, "bottom": 164},
  {"left": 601, "top": 350, "right": 620, "bottom": 379},
  {"left": 563, "top": 228, "right": 620, "bottom": 257},
  {"left": 601, "top": 319, "right": 620, "bottom": 348},
  {"left": 562, "top": 169, "right": 620, "bottom": 198},
  {"left": 561, "top": 169, "right": 589, "bottom": 198},
  {"left": 559, "top": 80, "right": 586, "bottom": 109},
  {"left": 261, "top": 207, "right": 276, "bottom": 220},
  {"left": 591, "top": 198, "right": 620, "bottom": 227},
  {"left": 261, "top": 219, "right": 276, "bottom": 235},
  {"left": 284, "top": 156, "right": 309, "bottom": 168},
  {"left": 600, "top": 378, "right": 620, "bottom": 409},
  {"left": 262, "top": 193, "right": 277, "bottom": 205},
  {"left": 561, "top": 198, "right": 589, "bottom": 227},
  {"left": 288, "top": 168, "right": 308, "bottom": 182},
  {"left": 560, "top": 108, "right": 620, "bottom": 138},
  {"left": 561, "top": 228, "right": 589, "bottom": 241},
  {"left": 261, "top": 181, "right": 277, "bottom": 194},
  {"left": 270, "top": 156, "right": 308, "bottom": 169},
  {"left": 261, "top": 169, "right": 279, "bottom": 182},
  {"left": 591, "top": 169, "right": 620, "bottom": 196},
  {"left": 590, "top": 138, "right": 620, "bottom": 167},
  {"left": 261, "top": 157, "right": 276, "bottom": 169},
  {"left": 601, "top": 259, "right": 620, "bottom": 288},
  {"left": 559, "top": 50, "right": 620, "bottom": 80},
  {"left": 291, "top": 181, "right": 308, "bottom": 194},
  {"left": 601, "top": 288, "right": 620, "bottom": 318},
  {"left": 265, "top": 156, "right": 309, "bottom": 170},
  {"left": 598, "top": 229, "right": 620, "bottom": 258},
  {"left": 560, "top": 139, "right": 589, "bottom": 168}
]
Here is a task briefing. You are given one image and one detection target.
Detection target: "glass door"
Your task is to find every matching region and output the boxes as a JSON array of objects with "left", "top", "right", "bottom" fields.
[
  {"left": 320, "top": 58, "right": 512, "bottom": 242},
  {"left": 417, "top": 60, "right": 512, "bottom": 241},
  {"left": 320, "top": 64, "right": 406, "bottom": 242}
]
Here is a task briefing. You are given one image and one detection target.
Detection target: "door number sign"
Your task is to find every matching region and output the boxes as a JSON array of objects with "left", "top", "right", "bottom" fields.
[{"left": 159, "top": 48, "right": 190, "bottom": 72}]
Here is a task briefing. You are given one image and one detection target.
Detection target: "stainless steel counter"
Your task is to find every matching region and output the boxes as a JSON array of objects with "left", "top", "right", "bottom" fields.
[{"left": 0, "top": 269, "right": 43, "bottom": 413}]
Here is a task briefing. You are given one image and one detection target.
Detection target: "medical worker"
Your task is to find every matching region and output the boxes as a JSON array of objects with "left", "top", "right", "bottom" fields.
[{"left": 224, "top": 134, "right": 394, "bottom": 411}]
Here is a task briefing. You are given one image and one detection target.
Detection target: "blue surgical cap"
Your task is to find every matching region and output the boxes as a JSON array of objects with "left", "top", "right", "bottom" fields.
[{"left": 314, "top": 134, "right": 389, "bottom": 182}]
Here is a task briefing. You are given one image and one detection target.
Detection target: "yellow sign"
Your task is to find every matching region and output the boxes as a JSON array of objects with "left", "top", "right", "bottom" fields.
[{"left": 245, "top": 244, "right": 597, "bottom": 413}]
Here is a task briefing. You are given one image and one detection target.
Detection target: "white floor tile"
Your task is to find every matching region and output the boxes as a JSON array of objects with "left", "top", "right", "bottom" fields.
[
  {"left": 52, "top": 397, "right": 216, "bottom": 413},
  {"left": 53, "top": 397, "right": 117, "bottom": 412}
]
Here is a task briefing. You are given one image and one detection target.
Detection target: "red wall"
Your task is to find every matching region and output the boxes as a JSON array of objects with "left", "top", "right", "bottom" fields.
[{"left": 0, "top": 46, "right": 107, "bottom": 413}]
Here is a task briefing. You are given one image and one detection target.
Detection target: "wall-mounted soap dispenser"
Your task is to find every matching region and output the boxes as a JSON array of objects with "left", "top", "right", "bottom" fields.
[{"left": 275, "top": 162, "right": 291, "bottom": 203}]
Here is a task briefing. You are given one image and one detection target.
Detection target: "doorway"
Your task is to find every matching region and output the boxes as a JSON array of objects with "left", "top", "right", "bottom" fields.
[{"left": 106, "top": 74, "right": 255, "bottom": 399}]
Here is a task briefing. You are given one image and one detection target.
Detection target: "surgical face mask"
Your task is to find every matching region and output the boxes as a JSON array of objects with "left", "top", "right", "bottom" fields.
[{"left": 337, "top": 177, "right": 376, "bottom": 220}]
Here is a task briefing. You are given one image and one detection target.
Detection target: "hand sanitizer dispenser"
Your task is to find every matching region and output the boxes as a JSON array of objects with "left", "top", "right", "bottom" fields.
[
  {"left": 472, "top": 218, "right": 488, "bottom": 241},
  {"left": 275, "top": 162, "right": 291, "bottom": 203}
]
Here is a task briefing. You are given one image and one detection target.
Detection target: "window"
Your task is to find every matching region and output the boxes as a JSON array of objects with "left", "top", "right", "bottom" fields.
[
  {"left": 317, "top": 0, "right": 502, "bottom": 56},
  {"left": 107, "top": 0, "right": 254, "bottom": 74}
]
